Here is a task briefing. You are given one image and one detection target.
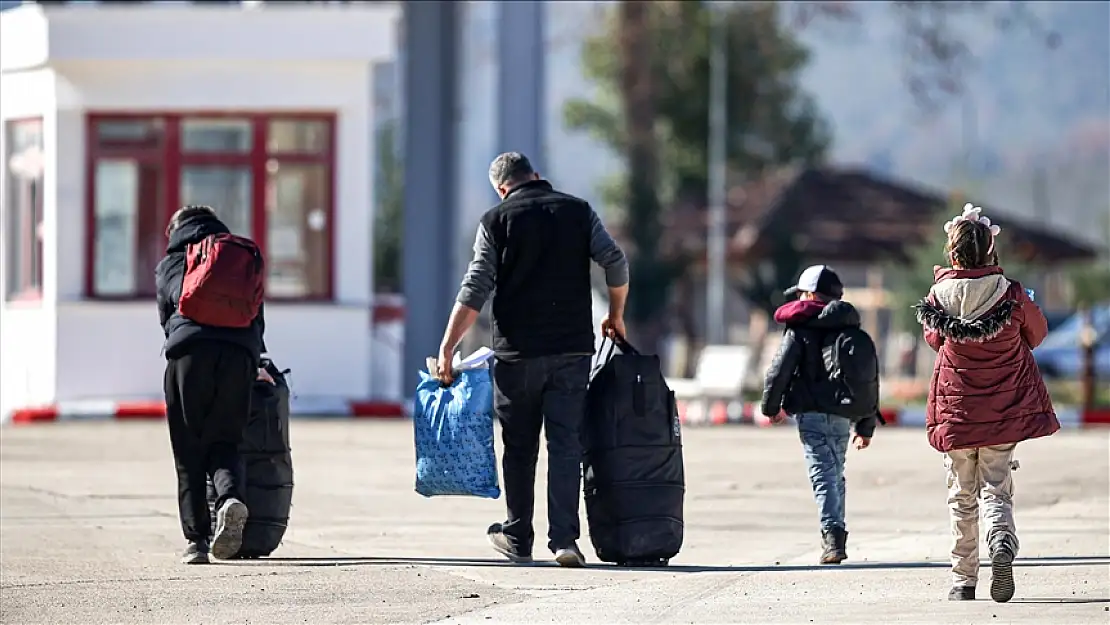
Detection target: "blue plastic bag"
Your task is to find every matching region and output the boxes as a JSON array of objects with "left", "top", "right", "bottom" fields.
[{"left": 413, "top": 368, "right": 501, "bottom": 499}]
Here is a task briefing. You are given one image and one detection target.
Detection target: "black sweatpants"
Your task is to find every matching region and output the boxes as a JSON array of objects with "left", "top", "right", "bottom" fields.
[
  {"left": 493, "top": 354, "right": 591, "bottom": 555},
  {"left": 164, "top": 341, "right": 255, "bottom": 543}
]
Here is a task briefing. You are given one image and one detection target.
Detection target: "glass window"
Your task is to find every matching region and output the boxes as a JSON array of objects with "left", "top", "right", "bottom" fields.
[
  {"left": 180, "top": 166, "right": 253, "bottom": 237},
  {"left": 267, "top": 119, "right": 329, "bottom": 154},
  {"left": 265, "top": 161, "right": 329, "bottom": 298},
  {"left": 85, "top": 113, "right": 335, "bottom": 300},
  {"left": 181, "top": 118, "right": 252, "bottom": 153},
  {"left": 94, "top": 118, "right": 164, "bottom": 150},
  {"left": 92, "top": 159, "right": 165, "bottom": 297},
  {"left": 4, "top": 119, "right": 45, "bottom": 300}
]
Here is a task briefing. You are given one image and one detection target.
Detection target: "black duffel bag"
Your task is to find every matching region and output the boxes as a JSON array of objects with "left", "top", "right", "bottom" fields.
[
  {"left": 582, "top": 335, "right": 685, "bottom": 567},
  {"left": 207, "top": 358, "right": 294, "bottom": 558}
]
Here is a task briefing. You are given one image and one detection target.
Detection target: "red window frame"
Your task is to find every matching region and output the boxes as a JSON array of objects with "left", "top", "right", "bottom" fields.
[
  {"left": 4, "top": 117, "right": 45, "bottom": 304},
  {"left": 84, "top": 111, "right": 337, "bottom": 301}
]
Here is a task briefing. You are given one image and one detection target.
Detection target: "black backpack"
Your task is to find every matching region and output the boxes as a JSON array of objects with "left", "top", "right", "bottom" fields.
[{"left": 819, "top": 327, "right": 881, "bottom": 420}]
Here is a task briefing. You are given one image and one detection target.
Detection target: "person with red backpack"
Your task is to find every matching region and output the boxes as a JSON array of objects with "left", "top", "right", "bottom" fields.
[{"left": 155, "top": 205, "right": 268, "bottom": 564}]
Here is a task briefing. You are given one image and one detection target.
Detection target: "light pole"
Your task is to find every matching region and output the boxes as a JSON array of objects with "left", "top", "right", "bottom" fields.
[{"left": 706, "top": 2, "right": 728, "bottom": 346}]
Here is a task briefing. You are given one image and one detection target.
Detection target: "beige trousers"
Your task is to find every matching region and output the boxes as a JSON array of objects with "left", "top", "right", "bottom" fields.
[{"left": 944, "top": 444, "right": 1019, "bottom": 587}]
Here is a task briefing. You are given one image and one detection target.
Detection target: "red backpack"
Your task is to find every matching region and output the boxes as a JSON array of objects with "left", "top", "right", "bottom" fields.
[{"left": 178, "top": 233, "right": 265, "bottom": 328}]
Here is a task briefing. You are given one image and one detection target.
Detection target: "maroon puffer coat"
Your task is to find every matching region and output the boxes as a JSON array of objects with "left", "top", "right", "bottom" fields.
[{"left": 915, "top": 266, "right": 1059, "bottom": 452}]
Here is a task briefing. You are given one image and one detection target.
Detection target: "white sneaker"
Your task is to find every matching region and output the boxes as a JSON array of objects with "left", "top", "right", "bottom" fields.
[
  {"left": 554, "top": 543, "right": 586, "bottom": 568},
  {"left": 210, "top": 498, "right": 249, "bottom": 560}
]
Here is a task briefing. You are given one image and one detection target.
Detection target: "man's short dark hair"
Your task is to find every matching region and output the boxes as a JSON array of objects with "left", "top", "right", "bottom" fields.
[{"left": 488, "top": 152, "right": 534, "bottom": 188}]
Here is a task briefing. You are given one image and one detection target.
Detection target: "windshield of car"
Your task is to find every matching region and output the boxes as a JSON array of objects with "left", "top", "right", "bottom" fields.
[{"left": 1037, "top": 304, "right": 1110, "bottom": 350}]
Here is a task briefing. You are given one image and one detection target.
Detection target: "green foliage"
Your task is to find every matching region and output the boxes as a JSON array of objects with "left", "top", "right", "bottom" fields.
[
  {"left": 1069, "top": 211, "right": 1110, "bottom": 308},
  {"left": 888, "top": 194, "right": 1059, "bottom": 332},
  {"left": 889, "top": 198, "right": 961, "bottom": 333},
  {"left": 735, "top": 227, "right": 806, "bottom": 317},
  {"left": 373, "top": 122, "right": 403, "bottom": 294},
  {"left": 651, "top": 3, "right": 831, "bottom": 204},
  {"left": 1067, "top": 262, "right": 1110, "bottom": 309},
  {"left": 564, "top": 1, "right": 831, "bottom": 324}
]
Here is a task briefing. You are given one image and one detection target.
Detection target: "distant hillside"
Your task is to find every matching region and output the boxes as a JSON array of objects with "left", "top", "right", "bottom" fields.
[
  {"left": 543, "top": 1, "right": 1109, "bottom": 249},
  {"left": 794, "top": 1, "right": 1110, "bottom": 248}
]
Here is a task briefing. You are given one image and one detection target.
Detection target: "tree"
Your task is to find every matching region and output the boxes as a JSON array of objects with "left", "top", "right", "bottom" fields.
[
  {"left": 890, "top": 191, "right": 1052, "bottom": 328},
  {"left": 1065, "top": 211, "right": 1110, "bottom": 410},
  {"left": 1068, "top": 263, "right": 1110, "bottom": 310},
  {"left": 564, "top": 1, "right": 831, "bottom": 352},
  {"left": 889, "top": 192, "right": 1065, "bottom": 378},
  {"left": 373, "top": 121, "right": 403, "bottom": 294},
  {"left": 889, "top": 203, "right": 956, "bottom": 335}
]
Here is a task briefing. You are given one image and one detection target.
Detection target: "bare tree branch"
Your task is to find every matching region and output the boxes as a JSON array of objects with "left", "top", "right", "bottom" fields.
[{"left": 793, "top": 1, "right": 1062, "bottom": 114}]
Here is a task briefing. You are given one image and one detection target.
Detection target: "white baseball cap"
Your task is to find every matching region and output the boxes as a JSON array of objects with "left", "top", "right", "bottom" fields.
[{"left": 784, "top": 264, "right": 844, "bottom": 299}]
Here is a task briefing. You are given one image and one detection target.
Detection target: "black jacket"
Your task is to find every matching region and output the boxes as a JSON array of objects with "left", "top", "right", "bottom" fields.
[
  {"left": 760, "top": 299, "right": 877, "bottom": 438},
  {"left": 482, "top": 180, "right": 597, "bottom": 358},
  {"left": 155, "top": 213, "right": 267, "bottom": 364}
]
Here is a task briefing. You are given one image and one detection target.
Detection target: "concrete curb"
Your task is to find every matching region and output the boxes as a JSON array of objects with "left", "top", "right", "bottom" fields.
[
  {"left": 673, "top": 399, "right": 1110, "bottom": 429},
  {"left": 6, "top": 399, "right": 1108, "bottom": 429},
  {"left": 6, "top": 398, "right": 406, "bottom": 424}
]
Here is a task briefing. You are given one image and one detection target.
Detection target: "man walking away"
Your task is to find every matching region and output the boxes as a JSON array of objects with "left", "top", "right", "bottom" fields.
[
  {"left": 156, "top": 205, "right": 269, "bottom": 564},
  {"left": 760, "top": 265, "right": 879, "bottom": 565},
  {"left": 435, "top": 152, "right": 630, "bottom": 568}
]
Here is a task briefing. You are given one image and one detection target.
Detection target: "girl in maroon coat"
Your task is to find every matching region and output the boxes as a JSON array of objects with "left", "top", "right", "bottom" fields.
[{"left": 914, "top": 204, "right": 1059, "bottom": 605}]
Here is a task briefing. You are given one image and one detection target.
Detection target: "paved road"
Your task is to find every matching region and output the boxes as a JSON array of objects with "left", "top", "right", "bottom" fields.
[{"left": 1, "top": 421, "right": 1107, "bottom": 625}]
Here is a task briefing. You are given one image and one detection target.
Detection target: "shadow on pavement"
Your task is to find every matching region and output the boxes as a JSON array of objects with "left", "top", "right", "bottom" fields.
[
  {"left": 252, "top": 555, "right": 1110, "bottom": 573},
  {"left": 1010, "top": 598, "right": 1110, "bottom": 604}
]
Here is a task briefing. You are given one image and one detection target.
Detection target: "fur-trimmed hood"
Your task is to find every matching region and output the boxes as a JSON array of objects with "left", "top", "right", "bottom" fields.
[
  {"left": 915, "top": 297, "right": 1016, "bottom": 342},
  {"left": 915, "top": 265, "right": 1017, "bottom": 342},
  {"left": 929, "top": 265, "right": 1011, "bottom": 320}
]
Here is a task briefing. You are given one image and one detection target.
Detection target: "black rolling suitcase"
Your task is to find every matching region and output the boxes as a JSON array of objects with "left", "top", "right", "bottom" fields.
[
  {"left": 207, "top": 358, "right": 294, "bottom": 558},
  {"left": 582, "top": 336, "right": 685, "bottom": 567}
]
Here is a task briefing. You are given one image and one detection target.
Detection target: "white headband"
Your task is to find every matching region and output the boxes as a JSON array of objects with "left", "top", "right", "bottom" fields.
[{"left": 943, "top": 203, "right": 1001, "bottom": 237}]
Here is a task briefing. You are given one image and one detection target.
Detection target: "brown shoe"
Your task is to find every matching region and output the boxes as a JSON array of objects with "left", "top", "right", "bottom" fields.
[
  {"left": 820, "top": 527, "right": 847, "bottom": 564},
  {"left": 949, "top": 586, "right": 976, "bottom": 601}
]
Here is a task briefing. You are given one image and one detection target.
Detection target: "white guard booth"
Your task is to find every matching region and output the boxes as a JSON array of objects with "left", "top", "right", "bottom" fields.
[{"left": 0, "top": 3, "right": 401, "bottom": 421}]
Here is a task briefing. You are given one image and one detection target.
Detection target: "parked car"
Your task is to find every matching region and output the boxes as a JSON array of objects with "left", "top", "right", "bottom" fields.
[
  {"left": 1044, "top": 311, "right": 1074, "bottom": 333},
  {"left": 1033, "top": 304, "right": 1110, "bottom": 379}
]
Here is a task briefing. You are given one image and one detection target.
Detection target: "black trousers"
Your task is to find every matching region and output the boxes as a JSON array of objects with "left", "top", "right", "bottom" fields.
[
  {"left": 493, "top": 354, "right": 591, "bottom": 554},
  {"left": 164, "top": 341, "right": 254, "bottom": 542}
]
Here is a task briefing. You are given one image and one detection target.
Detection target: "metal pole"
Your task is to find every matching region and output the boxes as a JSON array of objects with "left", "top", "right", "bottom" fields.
[{"left": 706, "top": 4, "right": 728, "bottom": 345}]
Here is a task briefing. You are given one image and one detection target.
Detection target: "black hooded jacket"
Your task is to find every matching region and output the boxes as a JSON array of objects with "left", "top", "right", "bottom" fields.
[
  {"left": 154, "top": 212, "right": 267, "bottom": 364},
  {"left": 760, "top": 298, "right": 877, "bottom": 438}
]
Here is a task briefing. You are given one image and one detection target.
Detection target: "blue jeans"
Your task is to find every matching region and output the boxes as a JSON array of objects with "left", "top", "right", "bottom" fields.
[{"left": 796, "top": 413, "right": 852, "bottom": 531}]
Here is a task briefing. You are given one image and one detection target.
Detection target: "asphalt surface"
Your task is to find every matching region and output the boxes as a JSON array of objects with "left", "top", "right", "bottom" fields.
[{"left": 1, "top": 421, "right": 1107, "bottom": 625}]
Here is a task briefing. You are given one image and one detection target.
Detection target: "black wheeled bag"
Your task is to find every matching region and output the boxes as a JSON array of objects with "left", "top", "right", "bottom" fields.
[
  {"left": 207, "top": 358, "right": 294, "bottom": 558},
  {"left": 582, "top": 336, "right": 685, "bottom": 567}
]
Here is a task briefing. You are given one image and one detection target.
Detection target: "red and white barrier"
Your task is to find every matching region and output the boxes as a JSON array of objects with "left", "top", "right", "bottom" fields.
[
  {"left": 5, "top": 397, "right": 406, "bottom": 425},
  {"left": 673, "top": 400, "right": 1109, "bottom": 429},
  {"left": 6, "top": 399, "right": 1109, "bottom": 428}
]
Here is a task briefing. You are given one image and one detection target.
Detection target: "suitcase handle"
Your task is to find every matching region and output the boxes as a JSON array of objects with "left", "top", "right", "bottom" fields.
[
  {"left": 598, "top": 332, "right": 640, "bottom": 359},
  {"left": 590, "top": 340, "right": 616, "bottom": 380},
  {"left": 591, "top": 333, "right": 642, "bottom": 380}
]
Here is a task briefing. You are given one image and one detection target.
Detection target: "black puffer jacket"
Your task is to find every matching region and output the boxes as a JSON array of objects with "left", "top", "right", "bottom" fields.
[
  {"left": 155, "top": 212, "right": 267, "bottom": 364},
  {"left": 760, "top": 298, "right": 877, "bottom": 438}
]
